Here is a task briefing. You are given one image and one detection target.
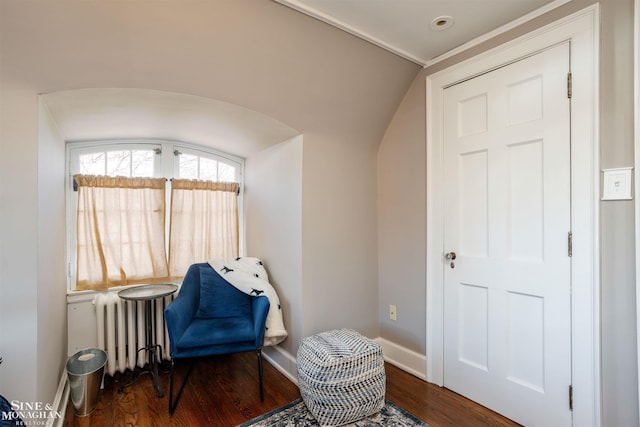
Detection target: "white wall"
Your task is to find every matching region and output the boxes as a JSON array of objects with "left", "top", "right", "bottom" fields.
[
  {"left": 377, "top": 75, "right": 426, "bottom": 355},
  {"left": 245, "top": 135, "right": 303, "bottom": 358},
  {"left": 0, "top": 81, "right": 40, "bottom": 403},
  {"left": 301, "top": 135, "right": 380, "bottom": 340},
  {"left": 245, "top": 130, "right": 382, "bottom": 380},
  {"left": 0, "top": 93, "right": 68, "bottom": 410},
  {"left": 598, "top": 0, "right": 637, "bottom": 424},
  {"left": 37, "top": 99, "right": 67, "bottom": 404}
]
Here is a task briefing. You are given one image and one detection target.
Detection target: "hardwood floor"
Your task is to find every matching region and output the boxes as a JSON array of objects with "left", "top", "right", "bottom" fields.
[{"left": 62, "top": 352, "right": 520, "bottom": 427}]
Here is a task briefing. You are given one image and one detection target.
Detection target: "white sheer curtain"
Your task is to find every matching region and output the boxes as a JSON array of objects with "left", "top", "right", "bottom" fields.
[
  {"left": 169, "top": 179, "right": 239, "bottom": 277},
  {"left": 74, "top": 175, "right": 170, "bottom": 290}
]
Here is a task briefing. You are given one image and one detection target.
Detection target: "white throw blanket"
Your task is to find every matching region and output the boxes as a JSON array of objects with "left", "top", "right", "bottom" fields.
[{"left": 208, "top": 257, "right": 288, "bottom": 346}]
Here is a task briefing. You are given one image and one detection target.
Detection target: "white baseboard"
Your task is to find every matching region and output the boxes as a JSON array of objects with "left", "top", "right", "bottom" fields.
[
  {"left": 375, "top": 337, "right": 427, "bottom": 381},
  {"left": 263, "top": 345, "right": 299, "bottom": 385},
  {"left": 47, "top": 370, "right": 69, "bottom": 427},
  {"left": 263, "top": 338, "right": 427, "bottom": 387}
]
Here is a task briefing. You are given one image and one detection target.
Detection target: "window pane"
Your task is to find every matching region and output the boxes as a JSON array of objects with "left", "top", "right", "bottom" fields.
[
  {"left": 178, "top": 154, "right": 198, "bottom": 179},
  {"left": 79, "top": 153, "right": 106, "bottom": 175},
  {"left": 199, "top": 157, "right": 217, "bottom": 181},
  {"left": 218, "top": 162, "right": 236, "bottom": 182},
  {"left": 131, "top": 150, "right": 154, "bottom": 177},
  {"left": 107, "top": 150, "right": 131, "bottom": 176}
]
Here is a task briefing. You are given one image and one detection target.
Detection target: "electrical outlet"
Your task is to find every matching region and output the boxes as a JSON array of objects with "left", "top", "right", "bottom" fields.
[{"left": 389, "top": 304, "right": 397, "bottom": 321}]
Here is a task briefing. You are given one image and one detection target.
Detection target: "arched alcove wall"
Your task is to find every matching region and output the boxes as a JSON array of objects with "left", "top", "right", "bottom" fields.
[{"left": 0, "top": 0, "right": 419, "bottom": 407}]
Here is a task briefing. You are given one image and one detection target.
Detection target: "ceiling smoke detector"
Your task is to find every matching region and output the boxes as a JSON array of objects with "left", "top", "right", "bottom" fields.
[{"left": 430, "top": 15, "right": 454, "bottom": 31}]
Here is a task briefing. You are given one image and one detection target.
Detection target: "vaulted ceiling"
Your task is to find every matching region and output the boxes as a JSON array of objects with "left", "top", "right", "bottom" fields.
[
  {"left": 6, "top": 0, "right": 572, "bottom": 157},
  {"left": 275, "top": 0, "right": 571, "bottom": 66}
]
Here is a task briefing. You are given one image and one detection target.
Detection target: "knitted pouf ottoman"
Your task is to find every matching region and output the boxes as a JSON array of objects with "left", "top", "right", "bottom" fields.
[{"left": 296, "top": 328, "right": 386, "bottom": 426}]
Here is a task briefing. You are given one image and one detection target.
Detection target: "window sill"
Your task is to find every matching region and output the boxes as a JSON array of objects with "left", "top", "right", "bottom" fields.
[{"left": 67, "top": 282, "right": 181, "bottom": 303}]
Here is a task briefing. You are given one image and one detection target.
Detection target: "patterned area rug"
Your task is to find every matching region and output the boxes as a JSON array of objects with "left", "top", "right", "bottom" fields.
[{"left": 236, "top": 398, "right": 430, "bottom": 427}]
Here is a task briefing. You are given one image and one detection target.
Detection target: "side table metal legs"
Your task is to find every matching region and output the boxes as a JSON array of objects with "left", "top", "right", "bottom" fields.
[
  {"left": 144, "top": 299, "right": 164, "bottom": 397},
  {"left": 118, "top": 299, "right": 165, "bottom": 397}
]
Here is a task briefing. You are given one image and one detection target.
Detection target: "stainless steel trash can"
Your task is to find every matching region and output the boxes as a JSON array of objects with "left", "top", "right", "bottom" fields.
[{"left": 66, "top": 348, "right": 107, "bottom": 416}]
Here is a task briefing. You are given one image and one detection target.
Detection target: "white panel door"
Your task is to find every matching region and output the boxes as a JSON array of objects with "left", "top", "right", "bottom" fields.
[{"left": 443, "top": 42, "right": 572, "bottom": 427}]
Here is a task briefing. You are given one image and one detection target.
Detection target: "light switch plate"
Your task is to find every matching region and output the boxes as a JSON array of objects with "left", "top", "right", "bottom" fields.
[{"left": 601, "top": 167, "right": 633, "bottom": 200}]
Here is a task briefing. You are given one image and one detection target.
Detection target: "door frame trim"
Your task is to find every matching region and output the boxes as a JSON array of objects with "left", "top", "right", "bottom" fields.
[{"left": 425, "top": 5, "right": 600, "bottom": 426}]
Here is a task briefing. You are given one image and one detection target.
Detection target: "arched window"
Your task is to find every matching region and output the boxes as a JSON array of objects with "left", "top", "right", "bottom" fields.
[{"left": 67, "top": 140, "right": 244, "bottom": 291}]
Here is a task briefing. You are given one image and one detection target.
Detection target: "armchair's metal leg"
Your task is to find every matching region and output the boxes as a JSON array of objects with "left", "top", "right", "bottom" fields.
[
  {"left": 257, "top": 349, "right": 264, "bottom": 402},
  {"left": 168, "top": 358, "right": 194, "bottom": 415},
  {"left": 168, "top": 359, "right": 175, "bottom": 413}
]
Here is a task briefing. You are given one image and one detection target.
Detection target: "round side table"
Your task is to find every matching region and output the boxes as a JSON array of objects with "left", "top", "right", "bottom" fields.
[{"left": 118, "top": 284, "right": 178, "bottom": 397}]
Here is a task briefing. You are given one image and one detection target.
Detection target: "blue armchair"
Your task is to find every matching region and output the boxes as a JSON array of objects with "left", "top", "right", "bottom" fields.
[{"left": 164, "top": 262, "right": 270, "bottom": 414}]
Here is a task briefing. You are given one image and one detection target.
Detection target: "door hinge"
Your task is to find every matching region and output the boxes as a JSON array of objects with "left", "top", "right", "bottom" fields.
[
  {"left": 567, "top": 72, "right": 572, "bottom": 99},
  {"left": 568, "top": 232, "right": 573, "bottom": 257},
  {"left": 569, "top": 385, "right": 573, "bottom": 411}
]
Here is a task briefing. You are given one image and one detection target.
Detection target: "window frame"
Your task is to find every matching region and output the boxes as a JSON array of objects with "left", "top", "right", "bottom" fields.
[{"left": 66, "top": 139, "right": 245, "bottom": 293}]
